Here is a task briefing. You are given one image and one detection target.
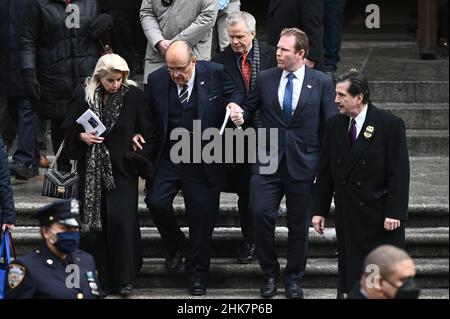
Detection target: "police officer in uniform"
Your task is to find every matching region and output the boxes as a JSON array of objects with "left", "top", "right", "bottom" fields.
[{"left": 5, "top": 199, "right": 102, "bottom": 299}]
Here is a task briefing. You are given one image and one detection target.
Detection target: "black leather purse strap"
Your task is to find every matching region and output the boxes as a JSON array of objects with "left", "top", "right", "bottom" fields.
[{"left": 50, "top": 140, "right": 78, "bottom": 173}]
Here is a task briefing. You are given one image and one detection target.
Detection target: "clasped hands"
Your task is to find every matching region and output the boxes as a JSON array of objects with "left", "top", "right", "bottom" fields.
[{"left": 227, "top": 103, "right": 244, "bottom": 127}]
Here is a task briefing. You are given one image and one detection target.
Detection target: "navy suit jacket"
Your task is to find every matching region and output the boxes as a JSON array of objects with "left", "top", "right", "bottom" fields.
[
  {"left": 144, "top": 61, "right": 245, "bottom": 185},
  {"left": 243, "top": 66, "right": 337, "bottom": 181}
]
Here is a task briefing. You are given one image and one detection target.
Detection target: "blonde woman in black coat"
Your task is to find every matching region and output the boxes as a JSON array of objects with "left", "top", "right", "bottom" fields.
[{"left": 63, "top": 54, "right": 152, "bottom": 296}]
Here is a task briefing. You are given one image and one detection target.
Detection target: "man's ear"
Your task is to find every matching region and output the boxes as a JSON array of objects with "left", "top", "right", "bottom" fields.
[
  {"left": 356, "top": 93, "right": 364, "bottom": 105},
  {"left": 41, "top": 226, "right": 50, "bottom": 240},
  {"left": 298, "top": 49, "right": 306, "bottom": 59}
]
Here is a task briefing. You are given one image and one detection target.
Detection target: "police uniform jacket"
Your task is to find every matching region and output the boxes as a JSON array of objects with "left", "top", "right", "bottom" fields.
[{"left": 5, "top": 243, "right": 101, "bottom": 299}]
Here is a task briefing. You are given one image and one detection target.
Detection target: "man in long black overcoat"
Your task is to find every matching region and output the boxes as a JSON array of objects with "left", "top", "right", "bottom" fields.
[{"left": 312, "top": 71, "right": 410, "bottom": 295}]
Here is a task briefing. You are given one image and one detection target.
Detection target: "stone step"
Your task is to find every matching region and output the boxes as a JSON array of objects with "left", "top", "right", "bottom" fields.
[
  {"left": 12, "top": 227, "right": 449, "bottom": 259},
  {"left": 106, "top": 288, "right": 450, "bottom": 299},
  {"left": 136, "top": 258, "right": 448, "bottom": 289},
  {"left": 136, "top": 80, "right": 449, "bottom": 104},
  {"left": 407, "top": 130, "right": 449, "bottom": 156},
  {"left": 377, "top": 103, "right": 449, "bottom": 130},
  {"left": 14, "top": 201, "right": 449, "bottom": 228},
  {"left": 364, "top": 82, "right": 448, "bottom": 104},
  {"left": 12, "top": 157, "right": 449, "bottom": 228}
]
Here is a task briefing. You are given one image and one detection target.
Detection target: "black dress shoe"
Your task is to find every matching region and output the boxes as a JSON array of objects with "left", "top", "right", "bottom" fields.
[
  {"left": 188, "top": 278, "right": 206, "bottom": 296},
  {"left": 118, "top": 284, "right": 133, "bottom": 297},
  {"left": 110, "top": 284, "right": 133, "bottom": 297},
  {"left": 165, "top": 249, "right": 183, "bottom": 272},
  {"left": 237, "top": 243, "right": 257, "bottom": 264},
  {"left": 336, "top": 291, "right": 348, "bottom": 299},
  {"left": 285, "top": 282, "right": 304, "bottom": 299},
  {"left": 260, "top": 277, "right": 277, "bottom": 298}
]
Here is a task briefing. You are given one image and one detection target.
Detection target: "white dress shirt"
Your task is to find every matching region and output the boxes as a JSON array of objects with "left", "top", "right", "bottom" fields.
[
  {"left": 349, "top": 104, "right": 368, "bottom": 138},
  {"left": 177, "top": 68, "right": 196, "bottom": 102},
  {"left": 278, "top": 65, "right": 306, "bottom": 115}
]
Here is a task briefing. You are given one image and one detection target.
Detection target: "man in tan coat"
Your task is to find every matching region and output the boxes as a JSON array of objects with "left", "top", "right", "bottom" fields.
[{"left": 140, "top": 0, "right": 218, "bottom": 81}]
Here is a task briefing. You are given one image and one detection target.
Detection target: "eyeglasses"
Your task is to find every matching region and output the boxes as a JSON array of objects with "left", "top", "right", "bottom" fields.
[{"left": 167, "top": 61, "right": 192, "bottom": 74}]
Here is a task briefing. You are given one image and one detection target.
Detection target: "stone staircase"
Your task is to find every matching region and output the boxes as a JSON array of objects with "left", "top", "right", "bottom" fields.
[{"left": 9, "top": 41, "right": 449, "bottom": 299}]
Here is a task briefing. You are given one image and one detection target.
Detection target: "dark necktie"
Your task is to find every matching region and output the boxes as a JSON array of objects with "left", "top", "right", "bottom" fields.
[
  {"left": 179, "top": 85, "right": 189, "bottom": 107},
  {"left": 282, "top": 73, "right": 295, "bottom": 122},
  {"left": 349, "top": 118, "right": 357, "bottom": 146},
  {"left": 241, "top": 51, "right": 251, "bottom": 92}
]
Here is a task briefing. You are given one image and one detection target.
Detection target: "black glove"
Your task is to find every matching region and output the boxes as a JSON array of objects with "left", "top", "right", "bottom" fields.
[
  {"left": 22, "top": 68, "right": 41, "bottom": 101},
  {"left": 125, "top": 150, "right": 154, "bottom": 181},
  {"left": 89, "top": 13, "right": 113, "bottom": 39}
]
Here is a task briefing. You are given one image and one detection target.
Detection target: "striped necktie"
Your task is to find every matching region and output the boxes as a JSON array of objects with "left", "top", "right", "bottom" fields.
[
  {"left": 179, "top": 85, "right": 189, "bottom": 107},
  {"left": 282, "top": 73, "right": 295, "bottom": 122}
]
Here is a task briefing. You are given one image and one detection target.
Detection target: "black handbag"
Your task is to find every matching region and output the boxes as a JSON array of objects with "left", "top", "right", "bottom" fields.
[{"left": 42, "top": 141, "right": 80, "bottom": 199}]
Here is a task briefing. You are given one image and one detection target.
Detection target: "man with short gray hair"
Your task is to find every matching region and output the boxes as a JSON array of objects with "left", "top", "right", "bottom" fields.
[{"left": 212, "top": 11, "right": 277, "bottom": 265}]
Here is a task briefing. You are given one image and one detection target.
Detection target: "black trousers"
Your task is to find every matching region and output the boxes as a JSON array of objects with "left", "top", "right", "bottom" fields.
[
  {"left": 249, "top": 161, "right": 313, "bottom": 284},
  {"left": 224, "top": 164, "right": 254, "bottom": 244},
  {"left": 146, "top": 156, "right": 220, "bottom": 280}
]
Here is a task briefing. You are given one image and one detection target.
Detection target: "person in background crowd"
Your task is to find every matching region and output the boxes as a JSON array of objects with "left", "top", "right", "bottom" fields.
[
  {"left": 212, "top": 0, "right": 241, "bottom": 55},
  {"left": 267, "top": 0, "right": 325, "bottom": 71},
  {"left": 98, "top": 0, "right": 146, "bottom": 78},
  {"left": 0, "top": 135, "right": 15, "bottom": 233},
  {"left": 21, "top": 0, "right": 112, "bottom": 171},
  {"left": 0, "top": 0, "right": 40, "bottom": 180},
  {"left": 140, "top": 0, "right": 218, "bottom": 80},
  {"left": 323, "top": 0, "right": 347, "bottom": 81}
]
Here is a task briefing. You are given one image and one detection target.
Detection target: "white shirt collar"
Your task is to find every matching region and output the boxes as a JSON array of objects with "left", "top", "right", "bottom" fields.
[
  {"left": 281, "top": 64, "right": 305, "bottom": 81},
  {"left": 352, "top": 103, "right": 368, "bottom": 129},
  {"left": 177, "top": 67, "right": 196, "bottom": 92}
]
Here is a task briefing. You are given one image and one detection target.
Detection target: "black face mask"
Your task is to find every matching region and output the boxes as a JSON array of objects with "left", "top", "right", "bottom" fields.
[
  {"left": 394, "top": 277, "right": 421, "bottom": 299},
  {"left": 385, "top": 276, "right": 421, "bottom": 299}
]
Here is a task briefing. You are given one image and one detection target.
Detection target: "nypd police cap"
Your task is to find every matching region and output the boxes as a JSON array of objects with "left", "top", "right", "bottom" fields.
[{"left": 33, "top": 199, "right": 80, "bottom": 227}]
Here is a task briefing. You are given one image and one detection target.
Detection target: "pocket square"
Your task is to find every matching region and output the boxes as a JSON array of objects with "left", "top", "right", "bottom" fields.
[{"left": 208, "top": 94, "right": 220, "bottom": 101}]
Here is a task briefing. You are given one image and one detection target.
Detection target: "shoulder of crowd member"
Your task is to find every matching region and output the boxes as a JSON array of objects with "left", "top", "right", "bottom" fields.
[
  {"left": 257, "top": 67, "right": 277, "bottom": 79},
  {"left": 126, "top": 84, "right": 144, "bottom": 96},
  {"left": 259, "top": 40, "right": 277, "bottom": 54},
  {"left": 147, "top": 66, "right": 167, "bottom": 84},
  {"left": 199, "top": 60, "right": 224, "bottom": 72},
  {"left": 210, "top": 46, "right": 232, "bottom": 64},
  {"left": 7, "top": 251, "right": 40, "bottom": 284},
  {"left": 72, "top": 84, "right": 87, "bottom": 101},
  {"left": 371, "top": 103, "right": 404, "bottom": 125},
  {"left": 309, "top": 67, "right": 333, "bottom": 83}
]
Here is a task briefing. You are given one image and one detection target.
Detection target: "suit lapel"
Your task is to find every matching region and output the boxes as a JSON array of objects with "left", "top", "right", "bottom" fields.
[
  {"left": 271, "top": 68, "right": 286, "bottom": 123},
  {"left": 336, "top": 114, "right": 351, "bottom": 156},
  {"left": 157, "top": 71, "right": 170, "bottom": 135},
  {"left": 291, "top": 67, "right": 313, "bottom": 120},
  {"left": 223, "top": 47, "right": 244, "bottom": 89},
  {"left": 341, "top": 104, "right": 377, "bottom": 179},
  {"left": 195, "top": 63, "right": 208, "bottom": 120}
]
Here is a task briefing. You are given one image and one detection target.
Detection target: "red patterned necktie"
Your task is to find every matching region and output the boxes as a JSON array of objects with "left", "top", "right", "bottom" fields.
[{"left": 241, "top": 52, "right": 251, "bottom": 92}]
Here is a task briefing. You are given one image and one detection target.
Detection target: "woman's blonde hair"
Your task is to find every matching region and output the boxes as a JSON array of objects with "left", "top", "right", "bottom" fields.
[{"left": 85, "top": 54, "right": 137, "bottom": 105}]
